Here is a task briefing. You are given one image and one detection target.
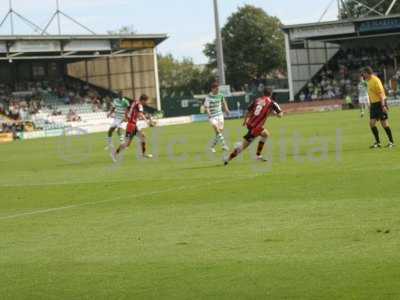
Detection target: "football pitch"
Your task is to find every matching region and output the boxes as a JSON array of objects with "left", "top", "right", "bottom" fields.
[{"left": 1, "top": 109, "right": 399, "bottom": 300}]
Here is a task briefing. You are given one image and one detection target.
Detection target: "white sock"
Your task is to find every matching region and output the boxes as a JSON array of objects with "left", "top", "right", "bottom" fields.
[
  {"left": 218, "top": 133, "right": 226, "bottom": 147},
  {"left": 211, "top": 135, "right": 218, "bottom": 148}
]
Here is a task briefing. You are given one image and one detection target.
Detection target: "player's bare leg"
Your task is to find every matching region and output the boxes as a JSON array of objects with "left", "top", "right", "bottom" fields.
[
  {"left": 113, "top": 137, "right": 132, "bottom": 162},
  {"left": 224, "top": 129, "right": 270, "bottom": 165},
  {"left": 106, "top": 126, "right": 117, "bottom": 150},
  {"left": 137, "top": 130, "right": 153, "bottom": 158},
  {"left": 256, "top": 130, "right": 269, "bottom": 161},
  {"left": 380, "top": 119, "right": 395, "bottom": 148},
  {"left": 224, "top": 139, "right": 251, "bottom": 165}
]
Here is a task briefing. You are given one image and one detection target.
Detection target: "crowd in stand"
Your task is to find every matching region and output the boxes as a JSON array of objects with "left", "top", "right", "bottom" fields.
[
  {"left": 66, "top": 109, "right": 82, "bottom": 122},
  {"left": 0, "top": 79, "right": 113, "bottom": 122},
  {"left": 298, "top": 47, "right": 397, "bottom": 102},
  {"left": 0, "top": 78, "right": 117, "bottom": 136},
  {"left": 0, "top": 121, "right": 24, "bottom": 137},
  {"left": 244, "top": 74, "right": 288, "bottom": 95}
]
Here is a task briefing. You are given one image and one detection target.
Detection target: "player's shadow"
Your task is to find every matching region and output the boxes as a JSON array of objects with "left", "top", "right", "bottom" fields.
[{"left": 180, "top": 163, "right": 225, "bottom": 171}]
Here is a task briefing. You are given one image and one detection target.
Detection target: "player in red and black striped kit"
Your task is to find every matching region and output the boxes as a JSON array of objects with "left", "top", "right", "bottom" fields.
[
  {"left": 224, "top": 88, "right": 283, "bottom": 165},
  {"left": 112, "top": 94, "right": 153, "bottom": 162}
]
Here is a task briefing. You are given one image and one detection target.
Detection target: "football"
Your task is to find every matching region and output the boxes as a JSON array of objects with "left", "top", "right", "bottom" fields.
[{"left": 149, "top": 119, "right": 157, "bottom": 127}]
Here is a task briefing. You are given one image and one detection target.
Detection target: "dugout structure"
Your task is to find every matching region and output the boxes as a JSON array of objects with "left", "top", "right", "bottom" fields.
[
  {"left": 282, "top": 14, "right": 400, "bottom": 101},
  {"left": 0, "top": 34, "right": 167, "bottom": 109}
]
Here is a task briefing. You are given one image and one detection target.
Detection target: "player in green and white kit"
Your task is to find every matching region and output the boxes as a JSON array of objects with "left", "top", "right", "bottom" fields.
[
  {"left": 204, "top": 82, "right": 230, "bottom": 153},
  {"left": 107, "top": 91, "right": 130, "bottom": 149},
  {"left": 358, "top": 75, "right": 370, "bottom": 118}
]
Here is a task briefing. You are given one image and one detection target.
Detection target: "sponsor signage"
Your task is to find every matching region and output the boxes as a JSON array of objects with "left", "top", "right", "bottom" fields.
[
  {"left": 181, "top": 99, "right": 201, "bottom": 108},
  {"left": 191, "top": 114, "right": 208, "bottom": 123},
  {"left": 20, "top": 116, "right": 196, "bottom": 140},
  {"left": 359, "top": 17, "right": 400, "bottom": 33},
  {"left": 0, "top": 133, "right": 13, "bottom": 143},
  {"left": 9, "top": 41, "right": 61, "bottom": 53},
  {"left": 120, "top": 39, "right": 155, "bottom": 49},
  {"left": 290, "top": 23, "right": 355, "bottom": 40},
  {"left": 64, "top": 40, "right": 111, "bottom": 52},
  {"left": 219, "top": 85, "right": 232, "bottom": 97}
]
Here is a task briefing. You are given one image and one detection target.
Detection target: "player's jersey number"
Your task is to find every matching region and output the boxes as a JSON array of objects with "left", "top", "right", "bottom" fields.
[{"left": 254, "top": 104, "right": 264, "bottom": 116}]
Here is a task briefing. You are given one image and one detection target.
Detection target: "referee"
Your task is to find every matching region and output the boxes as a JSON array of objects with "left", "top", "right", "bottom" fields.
[{"left": 361, "top": 67, "right": 395, "bottom": 148}]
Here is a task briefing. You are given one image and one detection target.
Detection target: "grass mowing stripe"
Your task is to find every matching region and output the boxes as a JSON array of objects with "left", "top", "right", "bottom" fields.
[{"left": 0, "top": 174, "right": 259, "bottom": 221}]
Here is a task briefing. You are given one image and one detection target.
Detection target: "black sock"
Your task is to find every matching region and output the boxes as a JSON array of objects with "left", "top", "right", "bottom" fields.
[
  {"left": 141, "top": 142, "right": 146, "bottom": 155},
  {"left": 371, "top": 127, "right": 380, "bottom": 144},
  {"left": 257, "top": 142, "right": 265, "bottom": 156},
  {"left": 384, "top": 127, "right": 394, "bottom": 143}
]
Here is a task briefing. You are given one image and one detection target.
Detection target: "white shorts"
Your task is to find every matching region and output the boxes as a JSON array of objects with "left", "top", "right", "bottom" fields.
[
  {"left": 111, "top": 118, "right": 124, "bottom": 129},
  {"left": 359, "top": 96, "right": 369, "bottom": 105},
  {"left": 209, "top": 115, "right": 224, "bottom": 129}
]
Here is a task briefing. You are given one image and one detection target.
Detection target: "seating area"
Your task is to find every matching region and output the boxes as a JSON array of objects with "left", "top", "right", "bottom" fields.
[
  {"left": 297, "top": 47, "right": 399, "bottom": 102},
  {"left": 0, "top": 77, "right": 115, "bottom": 133}
]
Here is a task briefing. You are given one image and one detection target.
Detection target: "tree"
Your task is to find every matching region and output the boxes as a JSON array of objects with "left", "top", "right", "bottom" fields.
[
  {"left": 158, "top": 54, "right": 215, "bottom": 95},
  {"left": 204, "top": 5, "right": 285, "bottom": 89},
  {"left": 340, "top": 0, "right": 400, "bottom": 19},
  {"left": 107, "top": 25, "right": 136, "bottom": 35}
]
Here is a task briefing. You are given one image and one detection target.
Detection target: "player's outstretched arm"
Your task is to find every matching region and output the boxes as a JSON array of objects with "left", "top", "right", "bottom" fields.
[
  {"left": 223, "top": 99, "right": 230, "bottom": 115},
  {"left": 145, "top": 114, "right": 157, "bottom": 127},
  {"left": 138, "top": 112, "right": 147, "bottom": 122},
  {"left": 273, "top": 102, "right": 283, "bottom": 118}
]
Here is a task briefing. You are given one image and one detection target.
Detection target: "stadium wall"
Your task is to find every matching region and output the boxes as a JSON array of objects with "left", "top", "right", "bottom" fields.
[
  {"left": 288, "top": 40, "right": 340, "bottom": 98},
  {"left": 19, "top": 116, "right": 195, "bottom": 140},
  {"left": 67, "top": 49, "right": 158, "bottom": 108}
]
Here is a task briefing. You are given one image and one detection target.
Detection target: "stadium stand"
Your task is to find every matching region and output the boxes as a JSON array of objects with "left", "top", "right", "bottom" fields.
[
  {"left": 282, "top": 14, "right": 400, "bottom": 102},
  {"left": 0, "top": 33, "right": 167, "bottom": 141},
  {"left": 297, "top": 47, "right": 398, "bottom": 102},
  {"left": 0, "top": 77, "right": 114, "bottom": 135}
]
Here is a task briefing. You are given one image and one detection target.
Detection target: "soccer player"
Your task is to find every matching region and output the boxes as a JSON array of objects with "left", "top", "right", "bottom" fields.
[
  {"left": 107, "top": 91, "right": 130, "bottom": 149},
  {"left": 112, "top": 94, "right": 153, "bottom": 162},
  {"left": 204, "top": 82, "right": 230, "bottom": 153},
  {"left": 224, "top": 88, "right": 283, "bottom": 165},
  {"left": 358, "top": 75, "right": 369, "bottom": 118},
  {"left": 361, "top": 67, "right": 395, "bottom": 148}
]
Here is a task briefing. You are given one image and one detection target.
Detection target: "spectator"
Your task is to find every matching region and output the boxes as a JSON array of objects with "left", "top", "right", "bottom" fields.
[
  {"left": 297, "top": 46, "right": 398, "bottom": 101},
  {"left": 66, "top": 109, "right": 81, "bottom": 122}
]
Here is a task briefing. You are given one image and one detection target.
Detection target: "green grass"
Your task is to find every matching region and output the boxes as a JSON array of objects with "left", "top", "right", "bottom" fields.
[{"left": 1, "top": 109, "right": 400, "bottom": 300}]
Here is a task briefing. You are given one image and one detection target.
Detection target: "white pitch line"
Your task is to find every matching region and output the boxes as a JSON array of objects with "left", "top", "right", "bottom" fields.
[
  {"left": 0, "top": 174, "right": 260, "bottom": 221},
  {"left": 0, "top": 187, "right": 184, "bottom": 221}
]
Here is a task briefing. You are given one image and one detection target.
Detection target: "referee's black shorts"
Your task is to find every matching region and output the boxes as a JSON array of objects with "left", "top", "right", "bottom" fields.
[{"left": 370, "top": 102, "right": 388, "bottom": 121}]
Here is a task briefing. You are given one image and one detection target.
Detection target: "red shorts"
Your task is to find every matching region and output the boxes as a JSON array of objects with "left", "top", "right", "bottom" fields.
[
  {"left": 244, "top": 127, "right": 264, "bottom": 142},
  {"left": 125, "top": 122, "right": 137, "bottom": 138}
]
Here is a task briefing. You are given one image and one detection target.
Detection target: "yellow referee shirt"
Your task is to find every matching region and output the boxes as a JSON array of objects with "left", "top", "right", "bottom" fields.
[{"left": 367, "top": 75, "right": 386, "bottom": 104}]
